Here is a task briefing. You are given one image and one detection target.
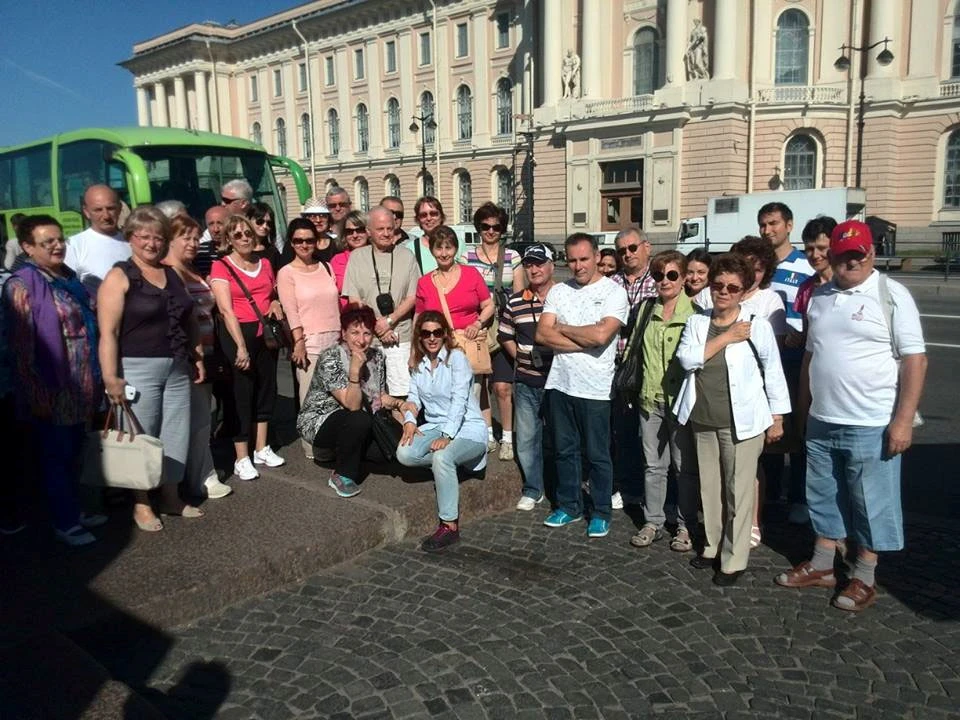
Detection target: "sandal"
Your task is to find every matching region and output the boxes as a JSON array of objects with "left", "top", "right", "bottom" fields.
[
  {"left": 134, "top": 515, "right": 163, "bottom": 532},
  {"left": 159, "top": 504, "right": 205, "bottom": 519},
  {"left": 630, "top": 523, "right": 662, "bottom": 548},
  {"left": 832, "top": 578, "right": 877, "bottom": 612},
  {"left": 750, "top": 525, "right": 762, "bottom": 549},
  {"left": 670, "top": 528, "right": 693, "bottom": 553}
]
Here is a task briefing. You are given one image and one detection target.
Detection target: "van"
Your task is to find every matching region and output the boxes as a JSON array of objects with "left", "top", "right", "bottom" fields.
[{"left": 406, "top": 224, "right": 481, "bottom": 249}]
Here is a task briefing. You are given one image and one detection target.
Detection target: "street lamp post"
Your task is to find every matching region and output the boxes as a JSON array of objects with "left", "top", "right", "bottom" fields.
[
  {"left": 834, "top": 37, "right": 895, "bottom": 188},
  {"left": 409, "top": 113, "right": 437, "bottom": 193}
]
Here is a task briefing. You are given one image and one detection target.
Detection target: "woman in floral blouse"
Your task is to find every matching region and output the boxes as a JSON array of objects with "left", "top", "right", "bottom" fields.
[{"left": 297, "top": 304, "right": 403, "bottom": 498}]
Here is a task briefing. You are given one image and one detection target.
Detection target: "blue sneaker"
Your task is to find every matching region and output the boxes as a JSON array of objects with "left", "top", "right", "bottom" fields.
[
  {"left": 543, "top": 509, "right": 582, "bottom": 528},
  {"left": 328, "top": 472, "right": 361, "bottom": 498},
  {"left": 587, "top": 518, "right": 610, "bottom": 538}
]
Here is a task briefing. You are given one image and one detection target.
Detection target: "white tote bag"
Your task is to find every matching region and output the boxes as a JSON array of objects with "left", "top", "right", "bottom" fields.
[{"left": 82, "top": 403, "right": 164, "bottom": 490}]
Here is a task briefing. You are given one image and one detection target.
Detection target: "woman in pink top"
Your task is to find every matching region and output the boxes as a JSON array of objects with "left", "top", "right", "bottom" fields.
[
  {"left": 210, "top": 215, "right": 286, "bottom": 481},
  {"left": 278, "top": 218, "right": 342, "bottom": 458},
  {"left": 330, "top": 211, "right": 369, "bottom": 312}
]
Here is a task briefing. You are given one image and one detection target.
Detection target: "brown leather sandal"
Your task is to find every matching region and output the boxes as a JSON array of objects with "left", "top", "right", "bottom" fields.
[
  {"left": 832, "top": 578, "right": 877, "bottom": 612},
  {"left": 775, "top": 561, "right": 836, "bottom": 589}
]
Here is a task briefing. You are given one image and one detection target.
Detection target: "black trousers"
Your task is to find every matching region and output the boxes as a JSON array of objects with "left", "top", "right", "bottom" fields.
[
  {"left": 312, "top": 408, "right": 388, "bottom": 480},
  {"left": 218, "top": 321, "right": 278, "bottom": 443}
]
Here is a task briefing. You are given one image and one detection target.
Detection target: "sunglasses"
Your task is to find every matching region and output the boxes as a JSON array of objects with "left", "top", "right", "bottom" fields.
[
  {"left": 290, "top": 236, "right": 316, "bottom": 245},
  {"left": 254, "top": 218, "right": 272, "bottom": 226},
  {"left": 327, "top": 201, "right": 349, "bottom": 209},
  {"left": 392, "top": 212, "right": 404, "bottom": 221},
  {"left": 418, "top": 210, "right": 440, "bottom": 219},
  {"left": 481, "top": 222, "right": 502, "bottom": 232},
  {"left": 652, "top": 270, "right": 681, "bottom": 282},
  {"left": 710, "top": 281, "right": 744, "bottom": 295},
  {"left": 231, "top": 230, "right": 254, "bottom": 240},
  {"left": 616, "top": 243, "right": 641, "bottom": 256},
  {"left": 419, "top": 328, "right": 445, "bottom": 339},
  {"left": 344, "top": 227, "right": 366, "bottom": 235},
  {"left": 222, "top": 196, "right": 246, "bottom": 204}
]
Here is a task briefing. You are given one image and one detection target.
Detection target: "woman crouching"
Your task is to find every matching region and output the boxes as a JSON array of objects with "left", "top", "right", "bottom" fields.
[{"left": 397, "top": 311, "right": 488, "bottom": 552}]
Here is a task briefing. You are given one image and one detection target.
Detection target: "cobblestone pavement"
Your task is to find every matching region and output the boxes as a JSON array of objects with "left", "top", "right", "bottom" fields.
[{"left": 93, "top": 510, "right": 960, "bottom": 720}]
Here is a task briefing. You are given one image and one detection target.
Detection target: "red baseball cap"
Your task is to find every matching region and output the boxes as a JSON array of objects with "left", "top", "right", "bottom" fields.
[{"left": 830, "top": 220, "right": 873, "bottom": 256}]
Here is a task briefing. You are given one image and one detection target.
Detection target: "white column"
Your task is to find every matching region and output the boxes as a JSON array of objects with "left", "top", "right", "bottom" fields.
[
  {"left": 540, "top": 0, "right": 562, "bottom": 105},
  {"left": 136, "top": 87, "right": 150, "bottom": 126},
  {"left": 194, "top": 70, "right": 210, "bottom": 131},
  {"left": 472, "top": 12, "right": 489, "bottom": 138},
  {"left": 399, "top": 31, "right": 415, "bottom": 153},
  {"left": 907, "top": 0, "right": 937, "bottom": 78},
  {"left": 580, "top": 0, "right": 602, "bottom": 98},
  {"left": 153, "top": 82, "right": 169, "bottom": 126},
  {"left": 366, "top": 38, "right": 382, "bottom": 154},
  {"left": 665, "top": 0, "right": 687, "bottom": 85},
  {"left": 335, "top": 48, "right": 353, "bottom": 155},
  {"left": 866, "top": 0, "right": 898, "bottom": 78},
  {"left": 713, "top": 0, "right": 737, "bottom": 80},
  {"left": 173, "top": 76, "right": 188, "bottom": 128}
]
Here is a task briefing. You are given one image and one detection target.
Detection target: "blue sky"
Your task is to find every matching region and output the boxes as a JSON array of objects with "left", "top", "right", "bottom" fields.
[{"left": 1, "top": 1, "right": 296, "bottom": 147}]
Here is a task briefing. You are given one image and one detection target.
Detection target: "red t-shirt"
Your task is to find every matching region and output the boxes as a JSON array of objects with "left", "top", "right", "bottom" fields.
[
  {"left": 415, "top": 265, "right": 490, "bottom": 329},
  {"left": 210, "top": 256, "right": 276, "bottom": 332}
]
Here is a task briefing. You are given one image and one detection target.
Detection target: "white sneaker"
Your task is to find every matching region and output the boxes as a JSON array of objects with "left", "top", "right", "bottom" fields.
[
  {"left": 611, "top": 491, "right": 624, "bottom": 510},
  {"left": 516, "top": 495, "right": 544, "bottom": 511},
  {"left": 204, "top": 478, "right": 234, "bottom": 499},
  {"left": 234, "top": 457, "right": 260, "bottom": 481},
  {"left": 253, "top": 446, "right": 285, "bottom": 467},
  {"left": 498, "top": 442, "right": 515, "bottom": 461}
]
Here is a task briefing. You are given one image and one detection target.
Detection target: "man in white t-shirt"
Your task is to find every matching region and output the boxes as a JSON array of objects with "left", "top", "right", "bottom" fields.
[
  {"left": 535, "top": 233, "right": 628, "bottom": 539},
  {"left": 775, "top": 220, "right": 927, "bottom": 613},
  {"left": 65, "top": 185, "right": 130, "bottom": 296}
]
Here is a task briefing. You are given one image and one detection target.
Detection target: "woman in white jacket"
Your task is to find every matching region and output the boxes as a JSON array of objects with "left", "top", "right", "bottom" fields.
[{"left": 673, "top": 254, "right": 791, "bottom": 585}]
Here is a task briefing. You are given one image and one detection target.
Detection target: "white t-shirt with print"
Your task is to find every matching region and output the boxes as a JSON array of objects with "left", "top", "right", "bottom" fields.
[
  {"left": 66, "top": 227, "right": 131, "bottom": 296},
  {"left": 543, "top": 276, "right": 628, "bottom": 401}
]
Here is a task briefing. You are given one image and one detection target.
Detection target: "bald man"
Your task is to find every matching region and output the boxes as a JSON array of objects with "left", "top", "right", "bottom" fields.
[
  {"left": 196, "top": 205, "right": 231, "bottom": 277},
  {"left": 66, "top": 184, "right": 131, "bottom": 295}
]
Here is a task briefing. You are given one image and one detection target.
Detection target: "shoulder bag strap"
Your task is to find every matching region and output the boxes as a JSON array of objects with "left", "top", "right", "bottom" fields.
[
  {"left": 877, "top": 273, "right": 900, "bottom": 360},
  {"left": 494, "top": 244, "right": 505, "bottom": 298},
  {"left": 432, "top": 272, "right": 457, "bottom": 330},
  {"left": 621, "top": 297, "right": 656, "bottom": 362},
  {"left": 220, "top": 258, "right": 272, "bottom": 332},
  {"left": 413, "top": 236, "right": 424, "bottom": 272},
  {"left": 746, "top": 337, "right": 767, "bottom": 392}
]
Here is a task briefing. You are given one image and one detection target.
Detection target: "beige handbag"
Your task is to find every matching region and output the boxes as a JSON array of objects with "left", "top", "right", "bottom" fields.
[
  {"left": 434, "top": 273, "right": 493, "bottom": 375},
  {"left": 81, "top": 403, "right": 164, "bottom": 490}
]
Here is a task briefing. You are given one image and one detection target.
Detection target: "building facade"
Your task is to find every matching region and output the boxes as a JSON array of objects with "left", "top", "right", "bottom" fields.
[{"left": 122, "top": 0, "right": 960, "bottom": 247}]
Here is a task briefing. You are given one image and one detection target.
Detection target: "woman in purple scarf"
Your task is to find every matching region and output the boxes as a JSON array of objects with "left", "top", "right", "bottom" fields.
[{"left": 3, "top": 215, "right": 102, "bottom": 546}]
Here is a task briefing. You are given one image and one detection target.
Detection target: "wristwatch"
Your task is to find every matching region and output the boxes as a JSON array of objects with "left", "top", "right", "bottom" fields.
[
  {"left": 385, "top": 316, "right": 394, "bottom": 327},
  {"left": 440, "top": 432, "right": 453, "bottom": 440}
]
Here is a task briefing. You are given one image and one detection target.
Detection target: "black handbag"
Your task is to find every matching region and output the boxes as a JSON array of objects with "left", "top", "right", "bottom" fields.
[
  {"left": 612, "top": 298, "right": 657, "bottom": 397},
  {"left": 362, "top": 395, "right": 402, "bottom": 461},
  {"left": 219, "top": 259, "right": 291, "bottom": 350}
]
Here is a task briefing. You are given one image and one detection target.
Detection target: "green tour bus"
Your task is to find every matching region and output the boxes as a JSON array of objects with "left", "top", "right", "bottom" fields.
[{"left": 0, "top": 126, "right": 311, "bottom": 242}]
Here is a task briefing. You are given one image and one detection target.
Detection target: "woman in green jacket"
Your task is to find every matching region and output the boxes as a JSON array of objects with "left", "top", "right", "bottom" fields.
[{"left": 630, "top": 250, "right": 700, "bottom": 552}]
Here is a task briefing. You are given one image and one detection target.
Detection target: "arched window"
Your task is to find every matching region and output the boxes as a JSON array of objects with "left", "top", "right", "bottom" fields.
[
  {"left": 275, "top": 118, "right": 287, "bottom": 156},
  {"left": 420, "top": 91, "right": 436, "bottom": 144},
  {"left": 386, "top": 98, "right": 401, "bottom": 149},
  {"left": 300, "top": 113, "right": 311, "bottom": 159},
  {"left": 327, "top": 109, "right": 340, "bottom": 156},
  {"left": 457, "top": 171, "right": 472, "bottom": 223},
  {"left": 251, "top": 121, "right": 262, "bottom": 145},
  {"left": 356, "top": 103, "right": 369, "bottom": 152},
  {"left": 356, "top": 177, "right": 370, "bottom": 212},
  {"left": 421, "top": 172, "right": 435, "bottom": 197},
  {"left": 945, "top": 130, "right": 960, "bottom": 207},
  {"left": 496, "top": 78, "right": 513, "bottom": 136},
  {"left": 633, "top": 27, "right": 660, "bottom": 95},
  {"left": 784, "top": 134, "right": 817, "bottom": 190},
  {"left": 496, "top": 168, "right": 513, "bottom": 210},
  {"left": 386, "top": 174, "right": 400, "bottom": 198},
  {"left": 775, "top": 10, "right": 809, "bottom": 86},
  {"left": 456, "top": 85, "right": 473, "bottom": 141}
]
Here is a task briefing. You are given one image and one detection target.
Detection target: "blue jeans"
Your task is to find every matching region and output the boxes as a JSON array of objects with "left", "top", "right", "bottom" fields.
[
  {"left": 513, "top": 382, "right": 552, "bottom": 500},
  {"left": 33, "top": 420, "right": 84, "bottom": 532},
  {"left": 548, "top": 390, "right": 613, "bottom": 521},
  {"left": 805, "top": 418, "right": 904, "bottom": 551},
  {"left": 396, "top": 427, "right": 486, "bottom": 522}
]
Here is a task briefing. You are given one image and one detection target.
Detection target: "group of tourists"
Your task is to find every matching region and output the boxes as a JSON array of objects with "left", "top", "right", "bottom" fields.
[{"left": 0, "top": 181, "right": 926, "bottom": 612}]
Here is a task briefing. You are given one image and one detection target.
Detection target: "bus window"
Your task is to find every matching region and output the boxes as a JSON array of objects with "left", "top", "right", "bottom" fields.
[
  {"left": 4, "top": 144, "right": 53, "bottom": 208},
  {"left": 57, "top": 140, "right": 128, "bottom": 213}
]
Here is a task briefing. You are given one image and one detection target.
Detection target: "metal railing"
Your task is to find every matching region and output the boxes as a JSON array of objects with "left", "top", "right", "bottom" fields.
[
  {"left": 754, "top": 86, "right": 846, "bottom": 104},
  {"left": 583, "top": 94, "right": 656, "bottom": 117}
]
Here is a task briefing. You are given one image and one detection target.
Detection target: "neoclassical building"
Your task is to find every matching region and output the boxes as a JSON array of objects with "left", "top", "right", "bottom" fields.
[{"left": 122, "top": 0, "right": 960, "bottom": 246}]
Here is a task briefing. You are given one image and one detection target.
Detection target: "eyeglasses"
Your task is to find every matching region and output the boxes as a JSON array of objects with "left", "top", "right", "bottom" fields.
[
  {"left": 616, "top": 243, "right": 641, "bottom": 257},
  {"left": 710, "top": 282, "right": 744, "bottom": 295},
  {"left": 481, "top": 222, "right": 502, "bottom": 232},
  {"left": 344, "top": 227, "right": 366, "bottom": 235},
  {"left": 418, "top": 210, "right": 441, "bottom": 219},
  {"left": 327, "top": 201, "right": 349, "bottom": 209},
  {"left": 254, "top": 218, "right": 272, "bottom": 226},
  {"left": 392, "top": 212, "right": 404, "bottom": 221},
  {"left": 419, "top": 328, "right": 445, "bottom": 339},
  {"left": 836, "top": 255, "right": 868, "bottom": 271},
  {"left": 652, "top": 270, "right": 681, "bottom": 282},
  {"left": 290, "top": 236, "right": 316, "bottom": 245},
  {"left": 221, "top": 196, "right": 246, "bottom": 205},
  {"left": 132, "top": 232, "right": 165, "bottom": 243},
  {"left": 231, "top": 230, "right": 254, "bottom": 240},
  {"left": 34, "top": 237, "right": 67, "bottom": 249}
]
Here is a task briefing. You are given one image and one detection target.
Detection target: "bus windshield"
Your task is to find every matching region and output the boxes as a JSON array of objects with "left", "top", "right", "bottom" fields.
[{"left": 133, "top": 145, "right": 285, "bottom": 226}]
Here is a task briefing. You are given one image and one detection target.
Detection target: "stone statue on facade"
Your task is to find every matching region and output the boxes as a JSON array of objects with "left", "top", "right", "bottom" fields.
[
  {"left": 684, "top": 18, "right": 710, "bottom": 80},
  {"left": 561, "top": 50, "right": 581, "bottom": 99}
]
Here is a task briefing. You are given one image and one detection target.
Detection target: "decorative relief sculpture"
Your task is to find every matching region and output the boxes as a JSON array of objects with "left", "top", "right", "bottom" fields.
[
  {"left": 561, "top": 50, "right": 581, "bottom": 98},
  {"left": 684, "top": 18, "right": 710, "bottom": 80}
]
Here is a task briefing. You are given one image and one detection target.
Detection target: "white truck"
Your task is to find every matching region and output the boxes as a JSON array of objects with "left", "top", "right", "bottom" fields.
[{"left": 676, "top": 187, "right": 867, "bottom": 254}]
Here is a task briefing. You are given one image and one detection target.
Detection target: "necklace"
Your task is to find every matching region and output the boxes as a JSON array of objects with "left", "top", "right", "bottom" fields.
[{"left": 433, "top": 266, "right": 458, "bottom": 293}]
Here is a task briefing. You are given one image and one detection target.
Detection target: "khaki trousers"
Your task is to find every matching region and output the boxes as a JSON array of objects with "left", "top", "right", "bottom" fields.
[{"left": 692, "top": 423, "right": 765, "bottom": 573}]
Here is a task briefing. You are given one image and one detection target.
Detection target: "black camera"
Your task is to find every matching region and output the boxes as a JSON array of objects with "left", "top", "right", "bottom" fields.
[{"left": 375, "top": 293, "right": 395, "bottom": 316}]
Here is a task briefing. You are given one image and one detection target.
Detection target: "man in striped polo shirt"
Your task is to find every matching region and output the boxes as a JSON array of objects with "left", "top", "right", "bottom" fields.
[
  {"left": 498, "top": 244, "right": 556, "bottom": 511},
  {"left": 758, "top": 202, "right": 815, "bottom": 524}
]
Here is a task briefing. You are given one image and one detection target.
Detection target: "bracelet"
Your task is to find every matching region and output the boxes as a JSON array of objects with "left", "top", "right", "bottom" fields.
[
  {"left": 294, "top": 337, "right": 305, "bottom": 345},
  {"left": 348, "top": 377, "right": 361, "bottom": 384}
]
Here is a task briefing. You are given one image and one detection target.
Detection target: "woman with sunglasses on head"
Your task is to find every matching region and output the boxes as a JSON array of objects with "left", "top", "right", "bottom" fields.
[
  {"left": 628, "top": 251, "right": 699, "bottom": 554},
  {"left": 404, "top": 196, "right": 451, "bottom": 274},
  {"left": 246, "top": 202, "right": 281, "bottom": 274},
  {"left": 210, "top": 215, "right": 286, "bottom": 481},
  {"left": 330, "top": 211, "right": 369, "bottom": 312},
  {"left": 685, "top": 248, "right": 713, "bottom": 310},
  {"left": 98, "top": 206, "right": 205, "bottom": 532},
  {"left": 397, "top": 311, "right": 488, "bottom": 552},
  {"left": 598, "top": 248, "right": 620, "bottom": 277},
  {"left": 673, "top": 254, "right": 790, "bottom": 585},
  {"left": 277, "top": 218, "right": 341, "bottom": 459},
  {"left": 465, "top": 202, "right": 525, "bottom": 459}
]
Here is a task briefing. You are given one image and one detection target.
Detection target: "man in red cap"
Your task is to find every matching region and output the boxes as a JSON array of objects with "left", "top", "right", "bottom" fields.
[{"left": 774, "top": 220, "right": 927, "bottom": 612}]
